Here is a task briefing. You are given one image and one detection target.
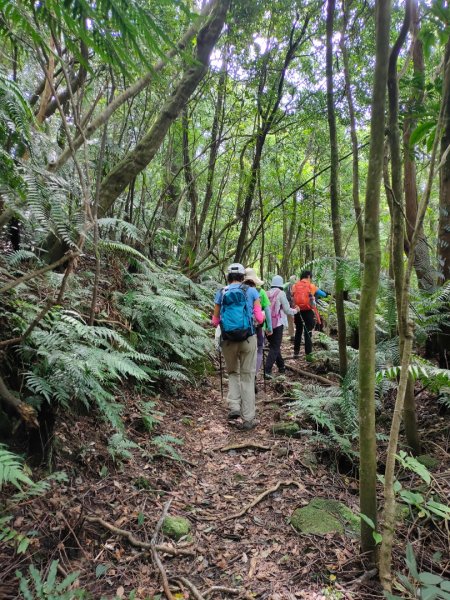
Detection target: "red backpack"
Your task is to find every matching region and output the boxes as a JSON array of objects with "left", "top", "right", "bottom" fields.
[{"left": 292, "top": 280, "right": 313, "bottom": 311}]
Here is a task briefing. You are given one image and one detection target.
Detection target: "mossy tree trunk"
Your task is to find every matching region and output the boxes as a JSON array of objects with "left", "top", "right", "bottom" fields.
[
  {"left": 326, "top": 0, "right": 347, "bottom": 377},
  {"left": 358, "top": 0, "right": 392, "bottom": 560}
]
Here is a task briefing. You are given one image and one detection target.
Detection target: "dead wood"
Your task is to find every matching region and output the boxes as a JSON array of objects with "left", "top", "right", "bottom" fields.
[
  {"left": 150, "top": 500, "right": 175, "bottom": 600},
  {"left": 222, "top": 480, "right": 304, "bottom": 522},
  {"left": 218, "top": 442, "right": 271, "bottom": 452},
  {"left": 84, "top": 515, "right": 195, "bottom": 556},
  {"left": 0, "top": 375, "right": 39, "bottom": 427},
  {"left": 285, "top": 363, "right": 337, "bottom": 386},
  {"left": 172, "top": 576, "right": 205, "bottom": 600}
]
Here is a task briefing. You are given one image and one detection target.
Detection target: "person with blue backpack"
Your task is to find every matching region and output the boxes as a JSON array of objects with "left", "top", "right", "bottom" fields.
[
  {"left": 212, "top": 263, "right": 265, "bottom": 430},
  {"left": 265, "top": 275, "right": 298, "bottom": 379}
]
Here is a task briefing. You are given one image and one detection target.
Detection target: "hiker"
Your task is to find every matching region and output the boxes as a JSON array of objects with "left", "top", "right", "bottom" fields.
[
  {"left": 292, "top": 270, "right": 327, "bottom": 360},
  {"left": 244, "top": 268, "right": 272, "bottom": 381},
  {"left": 212, "top": 263, "right": 265, "bottom": 430},
  {"left": 265, "top": 275, "right": 298, "bottom": 378},
  {"left": 284, "top": 275, "right": 297, "bottom": 341}
]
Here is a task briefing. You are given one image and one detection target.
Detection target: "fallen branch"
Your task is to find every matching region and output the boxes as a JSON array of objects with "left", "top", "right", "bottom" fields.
[
  {"left": 204, "top": 586, "right": 241, "bottom": 597},
  {"left": 222, "top": 480, "right": 304, "bottom": 522},
  {"left": 0, "top": 374, "right": 39, "bottom": 427},
  {"left": 285, "top": 364, "right": 337, "bottom": 386},
  {"left": 151, "top": 500, "right": 175, "bottom": 600},
  {"left": 347, "top": 568, "right": 378, "bottom": 589},
  {"left": 172, "top": 576, "right": 205, "bottom": 600},
  {"left": 84, "top": 515, "right": 195, "bottom": 556},
  {"left": 218, "top": 442, "right": 271, "bottom": 452}
]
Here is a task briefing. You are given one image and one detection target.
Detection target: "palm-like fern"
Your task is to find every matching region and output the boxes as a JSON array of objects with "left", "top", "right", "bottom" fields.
[{"left": 0, "top": 444, "right": 33, "bottom": 490}]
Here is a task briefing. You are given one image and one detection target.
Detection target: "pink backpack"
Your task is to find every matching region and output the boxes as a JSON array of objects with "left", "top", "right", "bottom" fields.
[{"left": 267, "top": 288, "right": 283, "bottom": 329}]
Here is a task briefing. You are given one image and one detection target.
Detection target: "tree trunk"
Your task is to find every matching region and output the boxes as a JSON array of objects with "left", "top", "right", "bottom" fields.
[
  {"left": 379, "top": 43, "right": 450, "bottom": 593},
  {"left": 340, "top": 0, "right": 365, "bottom": 265},
  {"left": 326, "top": 0, "right": 348, "bottom": 377},
  {"left": 358, "top": 0, "right": 392, "bottom": 560},
  {"left": 404, "top": 0, "right": 434, "bottom": 291}
]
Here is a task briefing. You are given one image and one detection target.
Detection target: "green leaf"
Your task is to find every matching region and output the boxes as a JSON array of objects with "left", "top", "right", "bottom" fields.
[
  {"left": 373, "top": 531, "right": 383, "bottom": 545},
  {"left": 420, "top": 586, "right": 443, "bottom": 600},
  {"left": 409, "top": 121, "right": 435, "bottom": 147},
  {"left": 96, "top": 563, "right": 109, "bottom": 578},
  {"left": 418, "top": 573, "right": 443, "bottom": 586},
  {"left": 406, "top": 543, "right": 419, "bottom": 579}
]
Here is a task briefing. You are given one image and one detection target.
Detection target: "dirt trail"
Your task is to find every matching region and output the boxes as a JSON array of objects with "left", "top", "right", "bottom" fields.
[{"left": 0, "top": 347, "right": 403, "bottom": 599}]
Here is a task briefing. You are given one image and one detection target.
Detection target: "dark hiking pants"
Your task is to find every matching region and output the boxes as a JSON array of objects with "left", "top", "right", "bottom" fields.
[
  {"left": 294, "top": 310, "right": 315, "bottom": 355},
  {"left": 265, "top": 325, "right": 285, "bottom": 374}
]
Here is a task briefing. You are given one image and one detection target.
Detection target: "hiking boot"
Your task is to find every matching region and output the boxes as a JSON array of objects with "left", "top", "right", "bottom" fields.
[
  {"left": 239, "top": 419, "right": 258, "bottom": 431},
  {"left": 264, "top": 372, "right": 273, "bottom": 380},
  {"left": 279, "top": 368, "right": 286, "bottom": 374},
  {"left": 228, "top": 410, "right": 241, "bottom": 420},
  {"left": 293, "top": 353, "right": 299, "bottom": 359}
]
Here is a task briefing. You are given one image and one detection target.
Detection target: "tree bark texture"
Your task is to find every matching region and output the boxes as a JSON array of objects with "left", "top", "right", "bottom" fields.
[
  {"left": 379, "top": 43, "right": 450, "bottom": 593},
  {"left": 340, "top": 0, "right": 365, "bottom": 265},
  {"left": 403, "top": 0, "right": 434, "bottom": 291},
  {"left": 358, "top": 0, "right": 392, "bottom": 560},
  {"left": 97, "top": 0, "right": 230, "bottom": 218},
  {"left": 326, "top": 0, "right": 348, "bottom": 377}
]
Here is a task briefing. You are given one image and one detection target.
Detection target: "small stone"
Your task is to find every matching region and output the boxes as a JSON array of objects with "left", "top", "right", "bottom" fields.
[
  {"left": 272, "top": 421, "right": 300, "bottom": 437},
  {"left": 162, "top": 516, "right": 191, "bottom": 540}
]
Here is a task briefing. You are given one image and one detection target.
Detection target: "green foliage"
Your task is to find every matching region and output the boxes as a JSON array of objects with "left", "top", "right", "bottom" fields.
[
  {"left": 107, "top": 432, "right": 139, "bottom": 463},
  {"left": 21, "top": 310, "right": 151, "bottom": 430},
  {"left": 16, "top": 560, "right": 85, "bottom": 600},
  {"left": 151, "top": 434, "right": 183, "bottom": 461},
  {"left": 139, "top": 400, "right": 164, "bottom": 432},
  {"left": 385, "top": 544, "right": 450, "bottom": 600},
  {"left": 0, "top": 516, "right": 32, "bottom": 554},
  {"left": 0, "top": 445, "right": 33, "bottom": 490}
]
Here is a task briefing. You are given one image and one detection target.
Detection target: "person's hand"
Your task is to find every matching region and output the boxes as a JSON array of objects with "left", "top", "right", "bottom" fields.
[{"left": 266, "top": 330, "right": 273, "bottom": 336}]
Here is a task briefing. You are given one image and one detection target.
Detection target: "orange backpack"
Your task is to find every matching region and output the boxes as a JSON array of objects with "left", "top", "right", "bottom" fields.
[{"left": 292, "top": 280, "right": 313, "bottom": 311}]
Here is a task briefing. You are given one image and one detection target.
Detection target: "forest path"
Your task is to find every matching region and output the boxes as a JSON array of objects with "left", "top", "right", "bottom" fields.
[
  {"left": 143, "top": 343, "right": 375, "bottom": 600},
  {"left": 2, "top": 345, "right": 378, "bottom": 600}
]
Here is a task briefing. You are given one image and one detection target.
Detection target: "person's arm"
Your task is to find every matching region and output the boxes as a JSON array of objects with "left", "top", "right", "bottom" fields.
[
  {"left": 279, "top": 290, "right": 297, "bottom": 315},
  {"left": 253, "top": 299, "right": 264, "bottom": 324},
  {"left": 264, "top": 305, "right": 272, "bottom": 333},
  {"left": 212, "top": 303, "right": 221, "bottom": 326}
]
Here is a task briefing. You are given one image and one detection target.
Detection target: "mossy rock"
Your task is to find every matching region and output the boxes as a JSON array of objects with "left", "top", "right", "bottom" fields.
[
  {"left": 416, "top": 454, "right": 439, "bottom": 470},
  {"left": 272, "top": 422, "right": 300, "bottom": 437},
  {"left": 291, "top": 498, "right": 359, "bottom": 537},
  {"left": 162, "top": 516, "right": 191, "bottom": 541}
]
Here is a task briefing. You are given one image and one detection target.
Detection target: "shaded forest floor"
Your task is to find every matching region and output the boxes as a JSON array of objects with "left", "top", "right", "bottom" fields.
[{"left": 1, "top": 341, "right": 450, "bottom": 600}]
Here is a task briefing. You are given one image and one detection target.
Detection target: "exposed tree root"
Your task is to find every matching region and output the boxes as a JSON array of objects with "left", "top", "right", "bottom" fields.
[
  {"left": 285, "top": 364, "right": 337, "bottom": 386},
  {"left": 84, "top": 515, "right": 195, "bottom": 557},
  {"left": 222, "top": 480, "right": 304, "bottom": 522},
  {"left": 218, "top": 442, "right": 271, "bottom": 452}
]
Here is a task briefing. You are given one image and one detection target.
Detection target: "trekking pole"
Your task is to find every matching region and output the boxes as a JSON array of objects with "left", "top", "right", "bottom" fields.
[
  {"left": 218, "top": 350, "right": 224, "bottom": 401},
  {"left": 262, "top": 347, "right": 267, "bottom": 395}
]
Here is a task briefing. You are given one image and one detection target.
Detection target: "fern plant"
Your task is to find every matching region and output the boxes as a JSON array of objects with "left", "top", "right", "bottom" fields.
[
  {"left": 20, "top": 310, "right": 153, "bottom": 431},
  {"left": 16, "top": 560, "right": 85, "bottom": 600},
  {"left": 0, "top": 444, "right": 33, "bottom": 490}
]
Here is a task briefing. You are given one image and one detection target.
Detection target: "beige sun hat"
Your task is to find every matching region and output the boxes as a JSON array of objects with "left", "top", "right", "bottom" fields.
[{"left": 245, "top": 267, "right": 264, "bottom": 286}]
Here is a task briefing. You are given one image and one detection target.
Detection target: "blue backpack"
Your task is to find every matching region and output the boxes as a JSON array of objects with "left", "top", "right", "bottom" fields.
[{"left": 220, "top": 284, "right": 254, "bottom": 341}]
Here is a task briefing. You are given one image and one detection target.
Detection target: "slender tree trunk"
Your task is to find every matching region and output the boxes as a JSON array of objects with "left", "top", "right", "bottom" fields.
[
  {"left": 380, "top": 44, "right": 450, "bottom": 593},
  {"left": 404, "top": 0, "right": 434, "bottom": 291},
  {"left": 340, "top": 0, "right": 365, "bottom": 264},
  {"left": 234, "top": 16, "right": 310, "bottom": 263},
  {"left": 326, "top": 0, "right": 348, "bottom": 376},
  {"left": 180, "top": 108, "right": 200, "bottom": 270},
  {"left": 358, "top": 0, "right": 392, "bottom": 560}
]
